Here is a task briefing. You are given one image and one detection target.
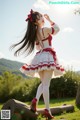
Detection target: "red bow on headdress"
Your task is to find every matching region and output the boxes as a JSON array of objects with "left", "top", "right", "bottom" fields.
[{"left": 25, "top": 9, "right": 33, "bottom": 22}]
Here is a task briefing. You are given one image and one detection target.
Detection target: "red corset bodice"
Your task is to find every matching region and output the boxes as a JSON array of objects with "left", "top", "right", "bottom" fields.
[
  {"left": 35, "top": 27, "right": 54, "bottom": 47},
  {"left": 36, "top": 34, "right": 52, "bottom": 46}
]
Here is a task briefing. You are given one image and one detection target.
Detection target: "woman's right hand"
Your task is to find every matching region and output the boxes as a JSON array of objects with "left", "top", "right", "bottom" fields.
[
  {"left": 44, "top": 14, "right": 54, "bottom": 25},
  {"left": 44, "top": 14, "right": 50, "bottom": 21}
]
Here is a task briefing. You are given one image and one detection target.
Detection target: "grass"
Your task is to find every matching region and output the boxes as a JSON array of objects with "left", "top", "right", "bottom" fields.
[
  {"left": 0, "top": 98, "right": 80, "bottom": 120},
  {"left": 26, "top": 98, "right": 80, "bottom": 120}
]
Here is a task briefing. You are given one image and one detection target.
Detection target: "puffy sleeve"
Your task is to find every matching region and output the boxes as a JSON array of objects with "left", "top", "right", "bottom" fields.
[{"left": 44, "top": 22, "right": 60, "bottom": 35}]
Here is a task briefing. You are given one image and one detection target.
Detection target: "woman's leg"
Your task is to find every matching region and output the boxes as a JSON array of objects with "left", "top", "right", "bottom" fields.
[
  {"left": 42, "top": 70, "right": 53, "bottom": 115},
  {"left": 31, "top": 69, "right": 53, "bottom": 115},
  {"left": 36, "top": 70, "right": 44, "bottom": 104},
  {"left": 30, "top": 70, "right": 45, "bottom": 112}
]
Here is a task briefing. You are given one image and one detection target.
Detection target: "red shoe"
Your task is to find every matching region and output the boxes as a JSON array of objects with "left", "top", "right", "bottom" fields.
[
  {"left": 30, "top": 98, "right": 37, "bottom": 113},
  {"left": 43, "top": 109, "right": 54, "bottom": 120}
]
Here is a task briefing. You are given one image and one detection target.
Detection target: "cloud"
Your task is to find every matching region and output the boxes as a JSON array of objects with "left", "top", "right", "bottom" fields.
[
  {"left": 0, "top": 52, "right": 4, "bottom": 59},
  {"left": 33, "top": 0, "right": 50, "bottom": 10},
  {"left": 62, "top": 27, "right": 74, "bottom": 32}
]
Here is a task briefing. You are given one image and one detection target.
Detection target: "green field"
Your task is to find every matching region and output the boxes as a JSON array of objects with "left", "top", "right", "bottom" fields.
[{"left": 0, "top": 98, "right": 80, "bottom": 120}]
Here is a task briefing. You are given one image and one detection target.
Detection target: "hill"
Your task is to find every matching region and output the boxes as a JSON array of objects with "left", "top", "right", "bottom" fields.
[{"left": 0, "top": 58, "right": 26, "bottom": 77}]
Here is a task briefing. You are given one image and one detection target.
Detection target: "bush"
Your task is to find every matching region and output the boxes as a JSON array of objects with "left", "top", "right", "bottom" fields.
[
  {"left": 50, "top": 71, "right": 79, "bottom": 98},
  {"left": 0, "top": 70, "right": 80, "bottom": 103},
  {"left": 0, "top": 71, "right": 26, "bottom": 102},
  {"left": 10, "top": 78, "right": 40, "bottom": 102}
]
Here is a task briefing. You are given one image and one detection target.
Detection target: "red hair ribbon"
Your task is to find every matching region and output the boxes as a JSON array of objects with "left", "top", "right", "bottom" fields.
[{"left": 25, "top": 9, "right": 33, "bottom": 22}]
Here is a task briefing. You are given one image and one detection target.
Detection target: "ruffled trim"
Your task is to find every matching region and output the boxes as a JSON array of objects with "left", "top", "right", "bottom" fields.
[
  {"left": 20, "top": 47, "right": 65, "bottom": 78},
  {"left": 20, "top": 63, "right": 64, "bottom": 72},
  {"left": 20, "top": 47, "right": 65, "bottom": 73},
  {"left": 20, "top": 64, "right": 65, "bottom": 78}
]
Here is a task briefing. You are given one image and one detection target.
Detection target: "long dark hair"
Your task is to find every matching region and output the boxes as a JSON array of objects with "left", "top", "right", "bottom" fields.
[{"left": 10, "top": 10, "right": 40, "bottom": 56}]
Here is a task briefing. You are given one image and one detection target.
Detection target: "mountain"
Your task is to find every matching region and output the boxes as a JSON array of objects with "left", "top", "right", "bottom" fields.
[{"left": 0, "top": 58, "right": 26, "bottom": 77}]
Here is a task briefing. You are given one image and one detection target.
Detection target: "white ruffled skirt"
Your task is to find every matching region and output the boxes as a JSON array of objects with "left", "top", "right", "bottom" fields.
[{"left": 20, "top": 48, "right": 65, "bottom": 78}]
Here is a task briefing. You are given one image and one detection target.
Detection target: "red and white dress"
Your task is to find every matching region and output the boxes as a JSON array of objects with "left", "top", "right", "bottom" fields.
[{"left": 20, "top": 23, "right": 65, "bottom": 78}]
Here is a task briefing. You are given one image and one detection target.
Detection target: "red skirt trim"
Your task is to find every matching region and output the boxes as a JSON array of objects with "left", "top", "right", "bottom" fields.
[
  {"left": 21, "top": 48, "right": 65, "bottom": 72},
  {"left": 22, "top": 63, "right": 64, "bottom": 72}
]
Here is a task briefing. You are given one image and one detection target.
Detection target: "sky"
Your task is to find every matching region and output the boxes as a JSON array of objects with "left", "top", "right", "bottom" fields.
[{"left": 0, "top": 0, "right": 80, "bottom": 71}]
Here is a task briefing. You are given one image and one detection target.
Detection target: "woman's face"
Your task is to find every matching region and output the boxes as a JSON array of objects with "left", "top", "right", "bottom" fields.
[{"left": 36, "top": 13, "right": 45, "bottom": 27}]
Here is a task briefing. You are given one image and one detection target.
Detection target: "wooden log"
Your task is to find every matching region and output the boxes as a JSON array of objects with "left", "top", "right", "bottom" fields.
[
  {"left": 60, "top": 104, "right": 74, "bottom": 112},
  {"left": 1, "top": 99, "right": 74, "bottom": 120},
  {"left": 37, "top": 107, "right": 61, "bottom": 115},
  {"left": 37, "top": 104, "right": 74, "bottom": 115},
  {"left": 1, "top": 99, "right": 38, "bottom": 120}
]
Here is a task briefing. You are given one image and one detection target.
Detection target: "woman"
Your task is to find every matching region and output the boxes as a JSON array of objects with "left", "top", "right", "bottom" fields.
[{"left": 11, "top": 9, "right": 65, "bottom": 119}]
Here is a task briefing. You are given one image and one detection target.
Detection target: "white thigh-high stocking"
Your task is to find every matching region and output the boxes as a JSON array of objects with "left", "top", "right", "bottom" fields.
[
  {"left": 42, "top": 80, "right": 51, "bottom": 114},
  {"left": 36, "top": 83, "right": 43, "bottom": 104},
  {"left": 36, "top": 71, "right": 43, "bottom": 104},
  {"left": 42, "top": 70, "right": 53, "bottom": 115},
  {"left": 35, "top": 70, "right": 53, "bottom": 115}
]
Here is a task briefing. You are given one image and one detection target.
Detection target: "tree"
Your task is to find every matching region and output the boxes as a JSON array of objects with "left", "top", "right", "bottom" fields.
[
  {"left": 76, "top": 83, "right": 80, "bottom": 107},
  {"left": 74, "top": 7, "right": 80, "bottom": 14}
]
